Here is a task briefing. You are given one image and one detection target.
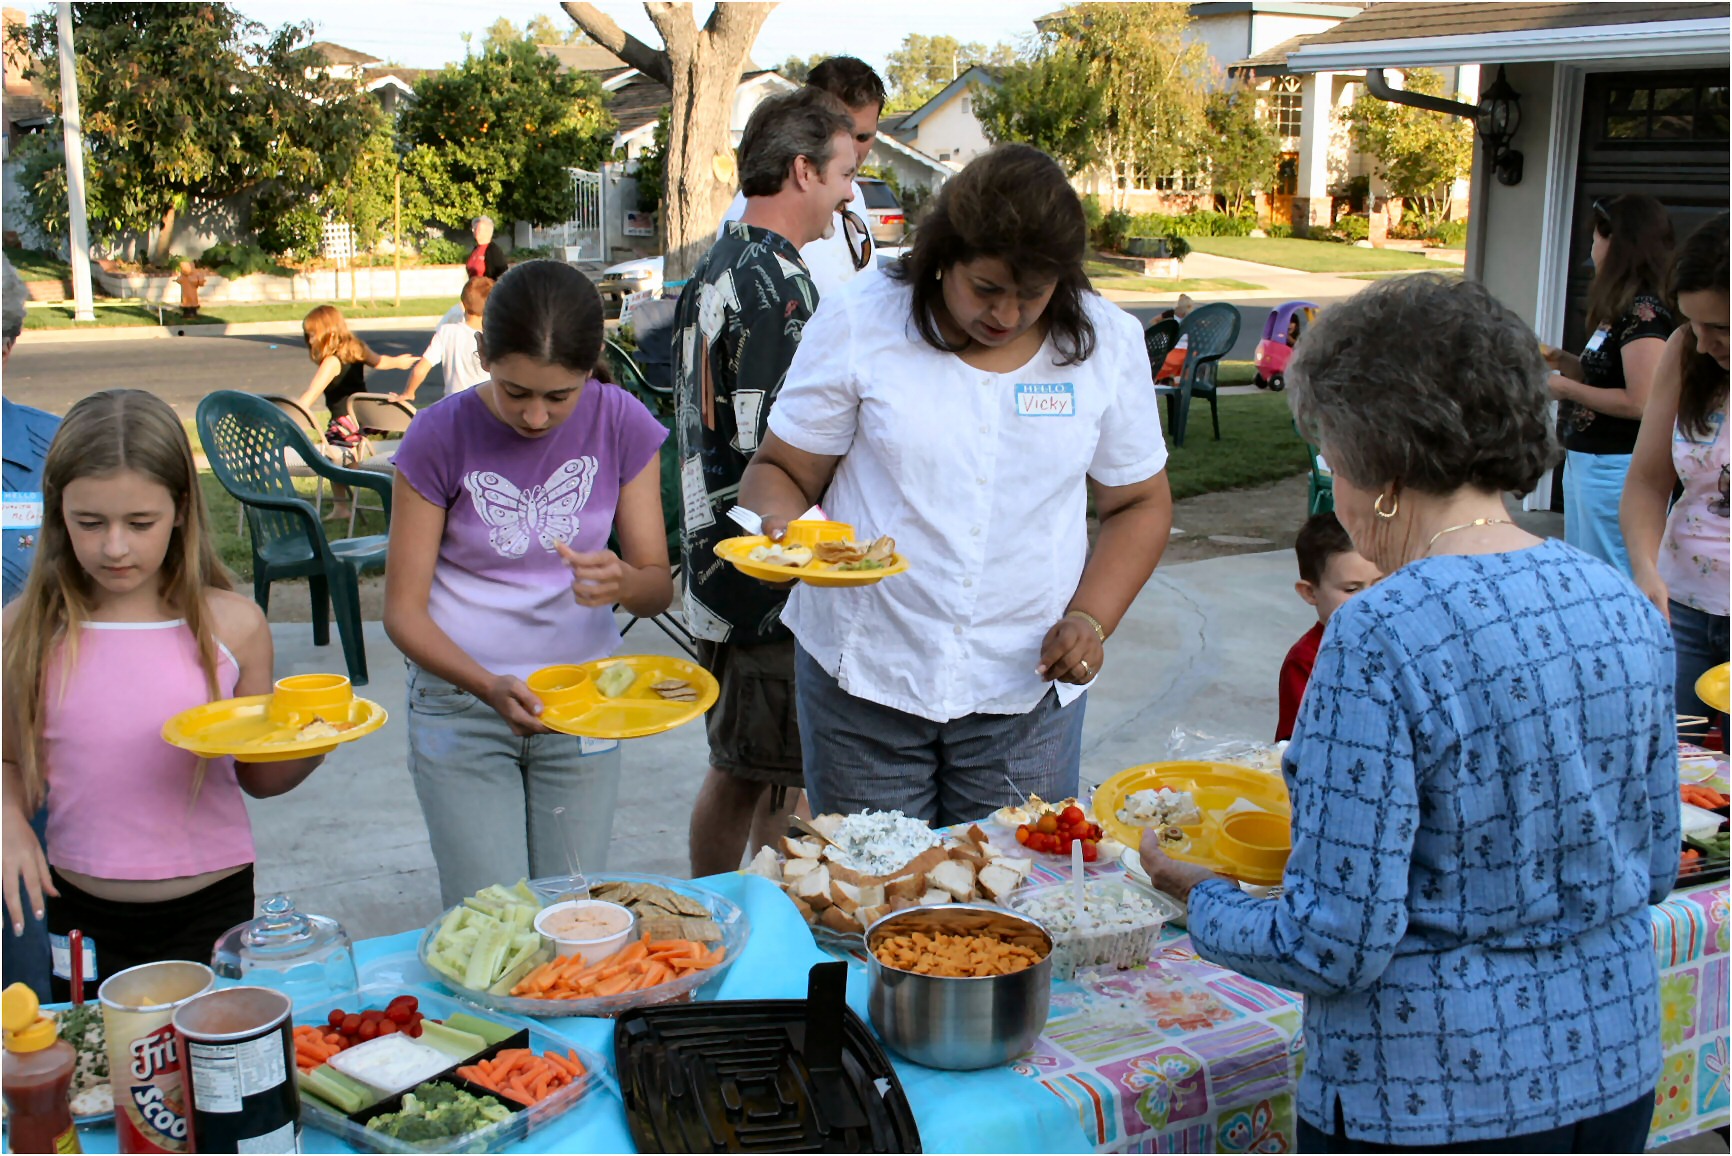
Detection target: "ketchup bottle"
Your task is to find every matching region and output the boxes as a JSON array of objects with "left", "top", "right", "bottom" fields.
[{"left": 2, "top": 982, "right": 81, "bottom": 1154}]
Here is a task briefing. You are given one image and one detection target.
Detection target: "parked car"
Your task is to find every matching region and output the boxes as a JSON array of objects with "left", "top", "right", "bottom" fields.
[
  {"left": 598, "top": 256, "right": 664, "bottom": 320},
  {"left": 856, "top": 178, "right": 906, "bottom": 245}
]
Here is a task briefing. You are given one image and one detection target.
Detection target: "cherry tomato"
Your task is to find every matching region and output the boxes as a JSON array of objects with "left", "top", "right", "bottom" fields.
[
  {"left": 340, "top": 1014, "right": 362, "bottom": 1036},
  {"left": 328, "top": 1010, "right": 346, "bottom": 1028},
  {"left": 406, "top": 1021, "right": 423, "bottom": 1038},
  {"left": 1036, "top": 813, "right": 1059, "bottom": 835},
  {"left": 1081, "top": 840, "right": 1099, "bottom": 863},
  {"left": 1059, "top": 834, "right": 1074, "bottom": 854},
  {"left": 357, "top": 1019, "right": 379, "bottom": 1041},
  {"left": 1061, "top": 805, "right": 1086, "bottom": 826},
  {"left": 1015, "top": 825, "right": 1031, "bottom": 845},
  {"left": 388, "top": 995, "right": 418, "bottom": 1015},
  {"left": 377, "top": 1019, "right": 399, "bottom": 1035}
]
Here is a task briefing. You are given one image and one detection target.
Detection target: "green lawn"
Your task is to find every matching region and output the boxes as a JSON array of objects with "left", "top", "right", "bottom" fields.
[
  {"left": 1086, "top": 260, "right": 1261, "bottom": 294},
  {"left": 4, "top": 245, "right": 72, "bottom": 281},
  {"left": 1162, "top": 391, "right": 1307, "bottom": 502},
  {"left": 1184, "top": 236, "right": 1455, "bottom": 274},
  {"left": 24, "top": 296, "right": 456, "bottom": 330}
]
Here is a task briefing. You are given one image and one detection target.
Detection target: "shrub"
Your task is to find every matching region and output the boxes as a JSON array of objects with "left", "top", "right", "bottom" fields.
[
  {"left": 1094, "top": 209, "right": 1133, "bottom": 254},
  {"left": 1129, "top": 209, "right": 1255, "bottom": 238},
  {"left": 1326, "top": 214, "right": 1370, "bottom": 244},
  {"left": 1081, "top": 193, "right": 1105, "bottom": 236},
  {"left": 253, "top": 192, "right": 324, "bottom": 261},
  {"left": 1427, "top": 219, "right": 1468, "bottom": 248},
  {"left": 1266, "top": 223, "right": 1293, "bottom": 239},
  {"left": 419, "top": 236, "right": 469, "bottom": 265},
  {"left": 196, "top": 242, "right": 286, "bottom": 279}
]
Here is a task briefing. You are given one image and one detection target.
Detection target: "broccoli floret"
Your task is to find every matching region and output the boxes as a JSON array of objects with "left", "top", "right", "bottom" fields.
[
  {"left": 371, "top": 1114, "right": 449, "bottom": 1144},
  {"left": 410, "top": 1083, "right": 463, "bottom": 1110}
]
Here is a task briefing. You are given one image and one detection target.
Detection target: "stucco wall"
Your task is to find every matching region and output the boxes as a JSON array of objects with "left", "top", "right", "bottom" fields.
[
  {"left": 910, "top": 91, "right": 993, "bottom": 166},
  {"left": 1466, "top": 60, "right": 1558, "bottom": 329}
]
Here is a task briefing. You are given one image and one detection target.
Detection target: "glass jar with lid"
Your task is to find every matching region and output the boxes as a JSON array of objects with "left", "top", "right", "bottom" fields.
[{"left": 212, "top": 895, "right": 359, "bottom": 1005}]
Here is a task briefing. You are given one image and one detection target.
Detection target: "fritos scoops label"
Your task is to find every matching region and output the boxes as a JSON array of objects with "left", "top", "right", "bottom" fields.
[{"left": 121, "top": 1024, "right": 191, "bottom": 1148}]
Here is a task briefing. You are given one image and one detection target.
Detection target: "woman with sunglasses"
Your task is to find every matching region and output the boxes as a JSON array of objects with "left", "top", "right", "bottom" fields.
[
  {"left": 1543, "top": 194, "right": 1675, "bottom": 573},
  {"left": 1622, "top": 213, "right": 1730, "bottom": 726},
  {"left": 738, "top": 144, "right": 1172, "bottom": 825}
]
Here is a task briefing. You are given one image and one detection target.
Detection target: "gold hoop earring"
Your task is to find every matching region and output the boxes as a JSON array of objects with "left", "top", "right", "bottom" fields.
[
  {"left": 935, "top": 267, "right": 943, "bottom": 282},
  {"left": 1374, "top": 491, "right": 1399, "bottom": 520}
]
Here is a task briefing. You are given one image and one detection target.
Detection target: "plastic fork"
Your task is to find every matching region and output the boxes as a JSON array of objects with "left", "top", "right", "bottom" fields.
[{"left": 726, "top": 505, "right": 763, "bottom": 534}]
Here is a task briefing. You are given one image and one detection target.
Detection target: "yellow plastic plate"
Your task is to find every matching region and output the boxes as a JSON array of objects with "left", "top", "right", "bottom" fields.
[
  {"left": 1095, "top": 761, "right": 1292, "bottom": 886},
  {"left": 532, "top": 656, "right": 719, "bottom": 741},
  {"left": 161, "top": 694, "right": 387, "bottom": 763},
  {"left": 713, "top": 536, "right": 910, "bottom": 588},
  {"left": 1696, "top": 663, "right": 1729, "bottom": 715}
]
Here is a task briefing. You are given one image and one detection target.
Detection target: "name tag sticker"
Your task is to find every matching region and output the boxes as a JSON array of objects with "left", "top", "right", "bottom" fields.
[
  {"left": 2, "top": 492, "right": 43, "bottom": 531},
  {"left": 1584, "top": 325, "right": 1610, "bottom": 353},
  {"left": 1015, "top": 382, "right": 1075, "bottom": 417}
]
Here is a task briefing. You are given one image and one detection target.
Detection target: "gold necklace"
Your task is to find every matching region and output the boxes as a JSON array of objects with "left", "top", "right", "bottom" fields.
[{"left": 1426, "top": 517, "right": 1514, "bottom": 552}]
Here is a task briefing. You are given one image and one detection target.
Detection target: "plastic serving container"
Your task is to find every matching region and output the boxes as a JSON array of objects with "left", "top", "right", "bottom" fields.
[
  {"left": 1010, "top": 878, "right": 1181, "bottom": 979},
  {"left": 417, "top": 874, "right": 749, "bottom": 1018},
  {"left": 293, "top": 985, "right": 607, "bottom": 1154}
]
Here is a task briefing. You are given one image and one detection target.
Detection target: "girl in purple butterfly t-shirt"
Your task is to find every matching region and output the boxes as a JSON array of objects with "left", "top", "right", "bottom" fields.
[{"left": 385, "top": 261, "right": 671, "bottom": 907}]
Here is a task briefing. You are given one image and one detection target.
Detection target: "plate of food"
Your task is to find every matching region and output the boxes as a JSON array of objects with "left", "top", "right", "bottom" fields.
[
  {"left": 1095, "top": 761, "right": 1292, "bottom": 887},
  {"left": 526, "top": 656, "right": 718, "bottom": 741},
  {"left": 746, "top": 811, "right": 1034, "bottom": 946},
  {"left": 161, "top": 673, "right": 387, "bottom": 762},
  {"left": 992, "top": 795, "right": 1127, "bottom": 869},
  {"left": 53, "top": 1001, "right": 112, "bottom": 1125},
  {"left": 714, "top": 519, "right": 909, "bottom": 587},
  {"left": 417, "top": 874, "right": 747, "bottom": 1018}
]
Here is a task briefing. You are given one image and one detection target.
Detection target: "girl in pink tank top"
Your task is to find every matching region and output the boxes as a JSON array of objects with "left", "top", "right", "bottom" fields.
[{"left": 2, "top": 390, "right": 327, "bottom": 998}]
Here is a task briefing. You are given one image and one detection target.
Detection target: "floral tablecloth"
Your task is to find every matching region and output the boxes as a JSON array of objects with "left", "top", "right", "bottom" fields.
[{"left": 854, "top": 748, "right": 1732, "bottom": 1153}]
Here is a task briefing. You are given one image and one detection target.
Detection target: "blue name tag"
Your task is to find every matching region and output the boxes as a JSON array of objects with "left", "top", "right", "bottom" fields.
[
  {"left": 2, "top": 491, "right": 43, "bottom": 531},
  {"left": 1015, "top": 382, "right": 1075, "bottom": 417}
]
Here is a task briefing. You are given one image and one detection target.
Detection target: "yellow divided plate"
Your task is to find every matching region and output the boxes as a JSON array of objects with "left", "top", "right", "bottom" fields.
[
  {"left": 714, "top": 536, "right": 910, "bottom": 588},
  {"left": 531, "top": 656, "right": 719, "bottom": 741},
  {"left": 162, "top": 695, "right": 387, "bottom": 762},
  {"left": 1095, "top": 761, "right": 1292, "bottom": 886},
  {"left": 1696, "top": 663, "right": 1730, "bottom": 715}
]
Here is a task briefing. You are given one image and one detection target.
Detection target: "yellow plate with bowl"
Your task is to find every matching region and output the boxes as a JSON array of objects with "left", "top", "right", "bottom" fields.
[
  {"left": 529, "top": 656, "right": 719, "bottom": 740},
  {"left": 161, "top": 673, "right": 387, "bottom": 762},
  {"left": 1696, "top": 663, "right": 1730, "bottom": 715},
  {"left": 1095, "top": 761, "right": 1293, "bottom": 886},
  {"left": 714, "top": 518, "right": 909, "bottom": 588}
]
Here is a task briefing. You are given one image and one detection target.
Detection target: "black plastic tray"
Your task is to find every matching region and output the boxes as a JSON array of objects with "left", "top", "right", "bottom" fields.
[{"left": 615, "top": 962, "right": 921, "bottom": 1153}]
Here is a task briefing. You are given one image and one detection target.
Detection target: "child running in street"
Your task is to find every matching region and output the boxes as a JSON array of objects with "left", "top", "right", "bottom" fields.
[
  {"left": 1276, "top": 512, "right": 1382, "bottom": 741},
  {"left": 1, "top": 390, "right": 326, "bottom": 1000},
  {"left": 383, "top": 260, "right": 672, "bottom": 908}
]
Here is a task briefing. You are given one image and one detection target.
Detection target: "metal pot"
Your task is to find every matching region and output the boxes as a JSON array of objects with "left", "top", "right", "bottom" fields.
[{"left": 864, "top": 904, "right": 1053, "bottom": 1071}]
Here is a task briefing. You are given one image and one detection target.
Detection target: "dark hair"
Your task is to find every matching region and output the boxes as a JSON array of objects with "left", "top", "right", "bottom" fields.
[
  {"left": 806, "top": 56, "right": 886, "bottom": 112},
  {"left": 1288, "top": 274, "right": 1558, "bottom": 496},
  {"left": 1294, "top": 512, "right": 1355, "bottom": 585},
  {"left": 737, "top": 88, "right": 855, "bottom": 199},
  {"left": 480, "top": 259, "right": 603, "bottom": 374},
  {"left": 887, "top": 143, "right": 1097, "bottom": 365},
  {"left": 1672, "top": 211, "right": 1729, "bottom": 440},
  {"left": 1586, "top": 194, "right": 1675, "bottom": 332}
]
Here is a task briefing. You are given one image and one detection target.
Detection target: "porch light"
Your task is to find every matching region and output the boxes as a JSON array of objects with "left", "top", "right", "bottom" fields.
[{"left": 1476, "top": 66, "right": 1523, "bottom": 186}]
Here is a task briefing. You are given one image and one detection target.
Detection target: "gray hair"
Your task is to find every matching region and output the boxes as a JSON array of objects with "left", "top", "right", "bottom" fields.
[
  {"left": 1, "top": 256, "right": 25, "bottom": 346},
  {"left": 471, "top": 216, "right": 493, "bottom": 231},
  {"left": 738, "top": 87, "right": 854, "bottom": 199},
  {"left": 1287, "top": 273, "right": 1558, "bottom": 496}
]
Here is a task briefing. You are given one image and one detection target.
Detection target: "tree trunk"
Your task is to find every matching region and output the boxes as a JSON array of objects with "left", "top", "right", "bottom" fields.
[
  {"left": 153, "top": 203, "right": 177, "bottom": 268},
  {"left": 564, "top": 2, "right": 773, "bottom": 281}
]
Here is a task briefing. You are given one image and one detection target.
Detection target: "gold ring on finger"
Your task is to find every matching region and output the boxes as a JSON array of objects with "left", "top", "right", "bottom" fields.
[{"left": 1079, "top": 659, "right": 1092, "bottom": 678}]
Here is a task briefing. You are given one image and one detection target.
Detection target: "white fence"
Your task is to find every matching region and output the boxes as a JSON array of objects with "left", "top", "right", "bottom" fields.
[{"left": 527, "top": 168, "right": 604, "bottom": 260}]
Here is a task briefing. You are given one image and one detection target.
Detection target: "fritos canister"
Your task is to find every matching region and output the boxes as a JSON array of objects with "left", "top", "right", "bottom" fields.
[{"left": 99, "top": 961, "right": 214, "bottom": 1153}]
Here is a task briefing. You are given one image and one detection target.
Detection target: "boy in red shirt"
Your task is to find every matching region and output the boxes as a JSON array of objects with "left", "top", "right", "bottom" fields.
[{"left": 1276, "top": 512, "right": 1382, "bottom": 741}]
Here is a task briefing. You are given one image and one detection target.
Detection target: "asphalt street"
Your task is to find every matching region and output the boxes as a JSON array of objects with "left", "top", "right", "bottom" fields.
[{"left": 4, "top": 297, "right": 1346, "bottom": 418}]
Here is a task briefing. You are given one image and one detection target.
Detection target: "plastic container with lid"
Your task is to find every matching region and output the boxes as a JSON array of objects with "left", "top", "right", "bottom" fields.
[
  {"left": 212, "top": 894, "right": 359, "bottom": 1006},
  {"left": 3, "top": 982, "right": 82, "bottom": 1154}
]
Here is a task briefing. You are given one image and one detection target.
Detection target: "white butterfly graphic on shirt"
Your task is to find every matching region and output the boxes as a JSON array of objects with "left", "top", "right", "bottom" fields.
[{"left": 463, "top": 457, "right": 598, "bottom": 558}]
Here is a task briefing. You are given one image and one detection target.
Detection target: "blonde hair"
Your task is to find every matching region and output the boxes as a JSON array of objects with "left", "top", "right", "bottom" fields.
[
  {"left": 302, "top": 304, "right": 374, "bottom": 367},
  {"left": 2, "top": 390, "right": 233, "bottom": 812}
]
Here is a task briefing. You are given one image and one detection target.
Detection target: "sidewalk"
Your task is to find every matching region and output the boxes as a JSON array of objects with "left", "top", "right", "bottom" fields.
[
  {"left": 21, "top": 314, "right": 449, "bottom": 345},
  {"left": 1094, "top": 250, "right": 1389, "bottom": 307},
  {"left": 249, "top": 548, "right": 1316, "bottom": 940}
]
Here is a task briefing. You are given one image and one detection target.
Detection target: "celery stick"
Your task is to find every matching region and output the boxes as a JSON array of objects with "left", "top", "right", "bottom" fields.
[{"left": 443, "top": 1013, "right": 519, "bottom": 1047}]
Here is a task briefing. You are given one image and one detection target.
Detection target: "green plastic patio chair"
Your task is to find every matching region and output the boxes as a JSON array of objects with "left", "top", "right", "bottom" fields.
[
  {"left": 196, "top": 390, "right": 392, "bottom": 686},
  {"left": 1300, "top": 424, "right": 1335, "bottom": 516},
  {"left": 1155, "top": 302, "right": 1241, "bottom": 446},
  {"left": 604, "top": 341, "right": 697, "bottom": 658}
]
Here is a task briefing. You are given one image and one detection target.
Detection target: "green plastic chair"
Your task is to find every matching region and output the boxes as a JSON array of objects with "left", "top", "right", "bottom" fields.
[
  {"left": 604, "top": 341, "right": 697, "bottom": 658},
  {"left": 1155, "top": 302, "right": 1240, "bottom": 446},
  {"left": 196, "top": 390, "right": 392, "bottom": 686},
  {"left": 1301, "top": 426, "right": 1335, "bottom": 516}
]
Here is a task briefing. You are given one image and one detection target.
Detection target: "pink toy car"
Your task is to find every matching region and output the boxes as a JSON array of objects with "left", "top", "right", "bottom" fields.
[{"left": 1253, "top": 301, "right": 1318, "bottom": 392}]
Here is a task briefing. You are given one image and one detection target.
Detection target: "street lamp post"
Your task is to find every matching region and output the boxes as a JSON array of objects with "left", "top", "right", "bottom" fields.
[{"left": 56, "top": 2, "right": 94, "bottom": 321}]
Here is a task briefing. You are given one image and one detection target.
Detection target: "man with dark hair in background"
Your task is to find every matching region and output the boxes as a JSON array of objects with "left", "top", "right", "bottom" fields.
[
  {"left": 721, "top": 56, "right": 886, "bottom": 298},
  {"left": 678, "top": 88, "right": 858, "bottom": 876}
]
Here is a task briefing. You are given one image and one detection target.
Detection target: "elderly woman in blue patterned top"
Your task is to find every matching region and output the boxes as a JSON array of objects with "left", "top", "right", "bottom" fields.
[{"left": 1140, "top": 274, "right": 1679, "bottom": 1154}]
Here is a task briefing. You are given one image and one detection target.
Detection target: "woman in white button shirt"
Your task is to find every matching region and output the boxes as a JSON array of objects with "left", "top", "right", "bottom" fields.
[{"left": 740, "top": 144, "right": 1173, "bottom": 825}]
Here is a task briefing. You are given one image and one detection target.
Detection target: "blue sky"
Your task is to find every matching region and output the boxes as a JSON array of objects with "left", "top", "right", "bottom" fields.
[{"left": 228, "top": 1, "right": 1057, "bottom": 76}]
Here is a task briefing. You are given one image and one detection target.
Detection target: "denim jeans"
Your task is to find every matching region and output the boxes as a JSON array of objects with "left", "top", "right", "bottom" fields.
[
  {"left": 793, "top": 643, "right": 1087, "bottom": 827},
  {"left": 1563, "top": 451, "right": 1633, "bottom": 576},
  {"left": 405, "top": 662, "right": 622, "bottom": 909},
  {"left": 1672, "top": 599, "right": 1730, "bottom": 728},
  {"left": 1296, "top": 1090, "right": 1654, "bottom": 1153}
]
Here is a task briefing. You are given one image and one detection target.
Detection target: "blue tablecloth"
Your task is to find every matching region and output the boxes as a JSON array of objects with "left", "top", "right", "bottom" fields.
[{"left": 60, "top": 874, "right": 1089, "bottom": 1154}]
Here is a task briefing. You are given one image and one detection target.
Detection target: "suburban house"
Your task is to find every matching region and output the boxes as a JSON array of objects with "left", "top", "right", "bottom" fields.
[
  {"left": 307, "top": 41, "right": 423, "bottom": 115},
  {"left": 879, "top": 65, "right": 995, "bottom": 168},
  {"left": 1277, "top": 0, "right": 1729, "bottom": 510}
]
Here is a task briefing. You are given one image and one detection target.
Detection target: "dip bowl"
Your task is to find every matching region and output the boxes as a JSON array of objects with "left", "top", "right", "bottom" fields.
[
  {"left": 864, "top": 904, "right": 1052, "bottom": 1071},
  {"left": 535, "top": 899, "right": 635, "bottom": 962}
]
